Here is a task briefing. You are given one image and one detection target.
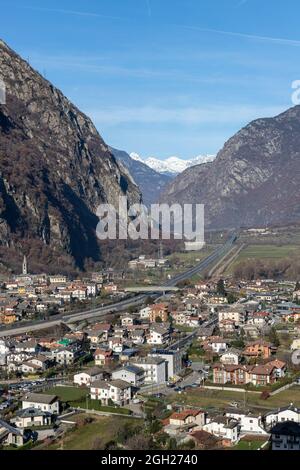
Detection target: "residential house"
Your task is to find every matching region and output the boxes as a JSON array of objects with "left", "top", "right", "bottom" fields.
[
  {"left": 74, "top": 366, "right": 104, "bottom": 386},
  {"left": 52, "top": 347, "right": 80, "bottom": 366},
  {"left": 139, "top": 306, "right": 151, "bottom": 319},
  {"left": 265, "top": 404, "right": 300, "bottom": 427},
  {"left": 14, "top": 340, "right": 40, "bottom": 354},
  {"left": 149, "top": 349, "right": 183, "bottom": 380},
  {"left": 219, "top": 320, "right": 236, "bottom": 333},
  {"left": 213, "top": 360, "right": 286, "bottom": 386},
  {"left": 169, "top": 410, "right": 205, "bottom": 428},
  {"left": 149, "top": 303, "right": 169, "bottom": 323},
  {"left": 29, "top": 356, "right": 52, "bottom": 370},
  {"left": 220, "top": 348, "right": 241, "bottom": 366},
  {"left": 203, "top": 416, "right": 239, "bottom": 445},
  {"left": 218, "top": 308, "right": 245, "bottom": 325},
  {"left": 112, "top": 365, "right": 145, "bottom": 387},
  {"left": 90, "top": 379, "right": 132, "bottom": 406},
  {"left": 213, "top": 364, "right": 250, "bottom": 385},
  {"left": 22, "top": 393, "right": 59, "bottom": 414},
  {"left": 49, "top": 275, "right": 67, "bottom": 284},
  {"left": 120, "top": 314, "right": 136, "bottom": 327},
  {"left": 130, "top": 329, "right": 145, "bottom": 345},
  {"left": 148, "top": 325, "right": 170, "bottom": 345},
  {"left": 108, "top": 337, "right": 124, "bottom": 354},
  {"left": 203, "top": 336, "right": 228, "bottom": 354},
  {"left": 271, "top": 421, "right": 300, "bottom": 450},
  {"left": 11, "top": 408, "right": 53, "bottom": 428},
  {"left": 189, "top": 430, "right": 221, "bottom": 450},
  {"left": 209, "top": 295, "right": 228, "bottom": 305},
  {"left": 225, "top": 409, "right": 267, "bottom": 435},
  {"left": 104, "top": 283, "right": 118, "bottom": 294},
  {"left": 131, "top": 357, "right": 166, "bottom": 384},
  {"left": 0, "top": 419, "right": 25, "bottom": 447},
  {"left": 71, "top": 287, "right": 87, "bottom": 301},
  {"left": 244, "top": 340, "right": 274, "bottom": 359},
  {"left": 94, "top": 348, "right": 113, "bottom": 366},
  {"left": 87, "top": 324, "right": 112, "bottom": 345},
  {"left": 21, "top": 361, "right": 43, "bottom": 375}
]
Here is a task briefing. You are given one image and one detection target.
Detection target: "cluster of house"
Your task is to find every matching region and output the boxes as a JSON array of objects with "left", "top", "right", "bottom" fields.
[
  {"left": 0, "top": 331, "right": 86, "bottom": 373},
  {"left": 161, "top": 403, "right": 300, "bottom": 450},
  {"left": 0, "top": 268, "right": 129, "bottom": 325},
  {"left": 0, "top": 275, "right": 96, "bottom": 325},
  {"left": 128, "top": 255, "right": 169, "bottom": 270},
  {"left": 73, "top": 346, "right": 183, "bottom": 405},
  {"left": 193, "top": 333, "right": 287, "bottom": 386},
  {"left": 0, "top": 392, "right": 59, "bottom": 447},
  {"left": 86, "top": 303, "right": 173, "bottom": 353},
  {"left": 1, "top": 274, "right": 300, "bottom": 450}
]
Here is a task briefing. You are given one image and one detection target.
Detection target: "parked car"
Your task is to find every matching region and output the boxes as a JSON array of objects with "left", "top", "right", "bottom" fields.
[{"left": 167, "top": 383, "right": 175, "bottom": 388}]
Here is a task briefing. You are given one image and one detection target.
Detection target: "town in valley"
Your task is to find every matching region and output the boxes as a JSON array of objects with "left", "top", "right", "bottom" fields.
[{"left": 0, "top": 231, "right": 300, "bottom": 451}]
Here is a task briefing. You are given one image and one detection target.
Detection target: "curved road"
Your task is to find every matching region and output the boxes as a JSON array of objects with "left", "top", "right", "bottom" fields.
[{"left": 0, "top": 233, "right": 237, "bottom": 337}]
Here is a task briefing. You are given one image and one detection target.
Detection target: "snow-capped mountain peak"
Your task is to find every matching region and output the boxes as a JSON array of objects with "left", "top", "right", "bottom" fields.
[
  {"left": 129, "top": 152, "right": 144, "bottom": 163},
  {"left": 129, "top": 153, "right": 215, "bottom": 175}
]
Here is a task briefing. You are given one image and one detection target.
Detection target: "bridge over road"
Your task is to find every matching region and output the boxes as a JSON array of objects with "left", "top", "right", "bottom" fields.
[{"left": 124, "top": 286, "right": 179, "bottom": 293}]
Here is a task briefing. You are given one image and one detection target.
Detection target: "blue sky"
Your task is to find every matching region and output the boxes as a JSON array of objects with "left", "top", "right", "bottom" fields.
[{"left": 1, "top": 0, "right": 300, "bottom": 158}]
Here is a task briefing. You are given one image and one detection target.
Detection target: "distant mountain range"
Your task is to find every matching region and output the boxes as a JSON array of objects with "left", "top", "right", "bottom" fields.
[
  {"left": 110, "top": 148, "right": 172, "bottom": 206},
  {"left": 161, "top": 105, "right": 300, "bottom": 229},
  {"left": 130, "top": 153, "right": 216, "bottom": 176}
]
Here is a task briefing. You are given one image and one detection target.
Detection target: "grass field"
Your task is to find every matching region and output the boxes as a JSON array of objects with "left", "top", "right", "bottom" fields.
[
  {"left": 168, "top": 386, "right": 300, "bottom": 411},
  {"left": 44, "top": 386, "right": 88, "bottom": 403},
  {"left": 40, "top": 414, "right": 141, "bottom": 450},
  {"left": 44, "top": 386, "right": 132, "bottom": 414},
  {"left": 226, "top": 244, "right": 299, "bottom": 274},
  {"left": 167, "top": 245, "right": 216, "bottom": 274},
  {"left": 72, "top": 399, "right": 132, "bottom": 414},
  {"left": 233, "top": 440, "right": 267, "bottom": 451}
]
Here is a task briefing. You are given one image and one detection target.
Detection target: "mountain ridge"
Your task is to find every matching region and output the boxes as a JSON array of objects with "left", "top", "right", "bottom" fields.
[
  {"left": 110, "top": 147, "right": 172, "bottom": 206},
  {"left": 0, "top": 40, "right": 141, "bottom": 272},
  {"left": 129, "top": 153, "right": 216, "bottom": 176},
  {"left": 161, "top": 106, "right": 300, "bottom": 229}
]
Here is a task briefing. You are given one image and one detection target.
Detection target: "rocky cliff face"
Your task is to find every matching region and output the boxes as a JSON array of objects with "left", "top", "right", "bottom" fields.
[
  {"left": 0, "top": 40, "right": 141, "bottom": 271},
  {"left": 161, "top": 106, "right": 300, "bottom": 229}
]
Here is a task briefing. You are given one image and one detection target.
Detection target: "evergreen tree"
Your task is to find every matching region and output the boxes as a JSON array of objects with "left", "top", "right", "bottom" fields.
[
  {"left": 269, "top": 326, "right": 280, "bottom": 347},
  {"left": 216, "top": 279, "right": 226, "bottom": 296}
]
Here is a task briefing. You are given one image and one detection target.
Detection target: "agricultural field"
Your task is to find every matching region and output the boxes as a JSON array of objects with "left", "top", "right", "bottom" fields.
[
  {"left": 43, "top": 386, "right": 88, "bottom": 403},
  {"left": 225, "top": 244, "right": 300, "bottom": 275},
  {"left": 36, "top": 414, "right": 142, "bottom": 450},
  {"left": 168, "top": 385, "right": 300, "bottom": 411},
  {"left": 167, "top": 245, "right": 216, "bottom": 273}
]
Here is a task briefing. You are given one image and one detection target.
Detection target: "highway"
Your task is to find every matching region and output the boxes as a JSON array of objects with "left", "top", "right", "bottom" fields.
[{"left": 0, "top": 233, "right": 237, "bottom": 337}]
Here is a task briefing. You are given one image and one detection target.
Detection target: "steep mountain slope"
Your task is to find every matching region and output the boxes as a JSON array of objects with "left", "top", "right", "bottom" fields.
[
  {"left": 110, "top": 147, "right": 172, "bottom": 206},
  {"left": 161, "top": 106, "right": 300, "bottom": 229},
  {"left": 0, "top": 40, "right": 141, "bottom": 272}
]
